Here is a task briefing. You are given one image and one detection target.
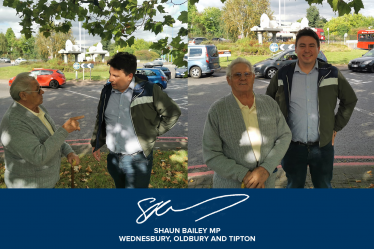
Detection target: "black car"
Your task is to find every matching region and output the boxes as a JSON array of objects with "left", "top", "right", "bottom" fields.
[
  {"left": 175, "top": 66, "right": 187, "bottom": 78},
  {"left": 348, "top": 49, "right": 374, "bottom": 72},
  {"left": 253, "top": 49, "right": 328, "bottom": 79},
  {"left": 156, "top": 66, "right": 171, "bottom": 80}
]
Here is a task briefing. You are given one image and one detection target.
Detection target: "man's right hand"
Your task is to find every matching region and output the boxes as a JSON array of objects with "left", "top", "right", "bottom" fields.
[
  {"left": 62, "top": 115, "right": 85, "bottom": 133},
  {"left": 92, "top": 147, "right": 101, "bottom": 162}
]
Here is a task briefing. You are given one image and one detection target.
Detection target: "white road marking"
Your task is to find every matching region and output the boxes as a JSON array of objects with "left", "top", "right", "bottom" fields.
[
  {"left": 354, "top": 107, "right": 374, "bottom": 117},
  {"left": 65, "top": 90, "right": 99, "bottom": 99}
]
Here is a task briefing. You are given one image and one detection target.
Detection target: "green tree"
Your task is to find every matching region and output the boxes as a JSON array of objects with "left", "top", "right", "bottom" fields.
[
  {"left": 5, "top": 28, "right": 16, "bottom": 53},
  {"left": 3, "top": 0, "right": 187, "bottom": 67},
  {"left": 324, "top": 13, "right": 374, "bottom": 36},
  {"left": 200, "top": 7, "right": 222, "bottom": 36},
  {"left": 35, "top": 29, "right": 75, "bottom": 60},
  {"left": 19, "top": 35, "right": 36, "bottom": 59},
  {"left": 306, "top": 6, "right": 320, "bottom": 27},
  {"left": 221, "top": 0, "right": 273, "bottom": 41},
  {"left": 101, "top": 40, "right": 110, "bottom": 51},
  {"left": 0, "top": 33, "right": 7, "bottom": 55}
]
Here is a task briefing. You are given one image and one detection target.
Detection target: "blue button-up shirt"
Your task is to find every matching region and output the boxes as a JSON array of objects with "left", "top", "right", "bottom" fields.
[
  {"left": 288, "top": 60, "right": 319, "bottom": 143},
  {"left": 104, "top": 78, "right": 143, "bottom": 154}
]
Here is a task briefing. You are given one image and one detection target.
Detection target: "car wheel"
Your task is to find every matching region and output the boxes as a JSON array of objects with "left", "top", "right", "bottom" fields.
[
  {"left": 50, "top": 80, "right": 59, "bottom": 89},
  {"left": 190, "top": 66, "right": 202, "bottom": 78},
  {"left": 371, "top": 65, "right": 374, "bottom": 73},
  {"left": 266, "top": 68, "right": 277, "bottom": 79}
]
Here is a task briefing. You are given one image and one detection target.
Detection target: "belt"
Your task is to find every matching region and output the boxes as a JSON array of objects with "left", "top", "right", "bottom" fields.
[
  {"left": 291, "top": 141, "right": 319, "bottom": 146},
  {"left": 109, "top": 150, "right": 143, "bottom": 156}
]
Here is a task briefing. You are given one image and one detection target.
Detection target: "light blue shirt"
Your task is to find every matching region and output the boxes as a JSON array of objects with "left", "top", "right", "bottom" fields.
[
  {"left": 104, "top": 78, "right": 143, "bottom": 154},
  {"left": 288, "top": 60, "right": 319, "bottom": 143}
]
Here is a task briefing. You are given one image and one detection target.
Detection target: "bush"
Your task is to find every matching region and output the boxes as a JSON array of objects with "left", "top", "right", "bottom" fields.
[{"left": 134, "top": 50, "right": 159, "bottom": 61}]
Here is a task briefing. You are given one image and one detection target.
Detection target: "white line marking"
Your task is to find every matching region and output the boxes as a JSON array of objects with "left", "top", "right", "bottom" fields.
[
  {"left": 65, "top": 90, "right": 99, "bottom": 99},
  {"left": 354, "top": 107, "right": 374, "bottom": 117},
  {"left": 259, "top": 80, "right": 269, "bottom": 84}
]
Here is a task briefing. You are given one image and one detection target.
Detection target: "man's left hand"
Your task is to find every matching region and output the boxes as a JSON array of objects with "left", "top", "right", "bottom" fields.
[
  {"left": 332, "top": 130, "right": 337, "bottom": 146},
  {"left": 243, "top": 166, "right": 270, "bottom": 188},
  {"left": 67, "top": 152, "right": 80, "bottom": 166}
]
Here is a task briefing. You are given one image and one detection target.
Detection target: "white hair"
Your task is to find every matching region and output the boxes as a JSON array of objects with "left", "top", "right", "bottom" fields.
[
  {"left": 10, "top": 72, "right": 37, "bottom": 101},
  {"left": 226, "top": 57, "right": 254, "bottom": 78}
]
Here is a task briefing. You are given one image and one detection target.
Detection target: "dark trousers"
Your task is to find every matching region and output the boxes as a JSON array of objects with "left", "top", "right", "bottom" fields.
[
  {"left": 282, "top": 142, "right": 334, "bottom": 188},
  {"left": 107, "top": 151, "right": 153, "bottom": 188}
]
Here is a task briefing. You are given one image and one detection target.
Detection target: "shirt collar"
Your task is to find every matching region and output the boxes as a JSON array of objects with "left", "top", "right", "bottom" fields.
[
  {"left": 112, "top": 76, "right": 135, "bottom": 93},
  {"left": 295, "top": 59, "right": 318, "bottom": 73},
  {"left": 17, "top": 102, "right": 44, "bottom": 117},
  {"left": 233, "top": 93, "right": 256, "bottom": 111}
]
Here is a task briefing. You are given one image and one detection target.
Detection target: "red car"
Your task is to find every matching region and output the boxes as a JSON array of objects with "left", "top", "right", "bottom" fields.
[{"left": 9, "top": 68, "right": 66, "bottom": 89}]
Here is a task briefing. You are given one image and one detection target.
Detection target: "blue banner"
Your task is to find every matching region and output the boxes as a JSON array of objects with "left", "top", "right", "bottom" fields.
[{"left": 0, "top": 189, "right": 372, "bottom": 249}]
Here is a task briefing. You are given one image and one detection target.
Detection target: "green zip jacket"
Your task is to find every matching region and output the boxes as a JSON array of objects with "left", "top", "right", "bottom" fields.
[
  {"left": 91, "top": 76, "right": 181, "bottom": 157},
  {"left": 266, "top": 60, "right": 357, "bottom": 147}
]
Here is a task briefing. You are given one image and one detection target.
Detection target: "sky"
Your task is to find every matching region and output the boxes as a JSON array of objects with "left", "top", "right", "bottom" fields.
[
  {"left": 196, "top": 0, "right": 374, "bottom": 25},
  {"left": 0, "top": 0, "right": 187, "bottom": 48}
]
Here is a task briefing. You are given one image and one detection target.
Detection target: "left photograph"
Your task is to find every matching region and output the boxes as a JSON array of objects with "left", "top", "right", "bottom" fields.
[{"left": 0, "top": 0, "right": 188, "bottom": 188}]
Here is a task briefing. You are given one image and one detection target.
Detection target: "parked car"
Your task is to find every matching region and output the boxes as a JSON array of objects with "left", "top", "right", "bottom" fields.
[
  {"left": 175, "top": 66, "right": 188, "bottom": 78},
  {"left": 143, "top": 58, "right": 164, "bottom": 68},
  {"left": 212, "top": 38, "right": 229, "bottom": 42},
  {"left": 9, "top": 68, "right": 66, "bottom": 89},
  {"left": 253, "top": 49, "right": 328, "bottom": 79},
  {"left": 348, "top": 49, "right": 374, "bottom": 72},
  {"left": 0, "top": 57, "right": 10, "bottom": 63},
  {"left": 187, "top": 44, "right": 221, "bottom": 78},
  {"left": 136, "top": 68, "right": 168, "bottom": 89},
  {"left": 15, "top": 58, "right": 27, "bottom": 64},
  {"left": 157, "top": 66, "right": 171, "bottom": 80},
  {"left": 188, "top": 37, "right": 208, "bottom": 45}
]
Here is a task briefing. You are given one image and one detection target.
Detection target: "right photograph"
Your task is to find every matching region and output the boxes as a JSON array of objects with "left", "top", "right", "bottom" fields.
[{"left": 188, "top": 0, "right": 374, "bottom": 188}]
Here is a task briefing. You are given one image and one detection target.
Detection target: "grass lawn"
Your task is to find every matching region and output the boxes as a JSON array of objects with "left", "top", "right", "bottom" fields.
[{"left": 0, "top": 149, "right": 188, "bottom": 188}]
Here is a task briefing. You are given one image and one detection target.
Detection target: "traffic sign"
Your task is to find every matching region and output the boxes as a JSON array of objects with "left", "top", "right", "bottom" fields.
[
  {"left": 269, "top": 43, "right": 279, "bottom": 52},
  {"left": 80, "top": 63, "right": 94, "bottom": 69},
  {"left": 73, "top": 62, "right": 80, "bottom": 70},
  {"left": 279, "top": 44, "right": 295, "bottom": 51}
]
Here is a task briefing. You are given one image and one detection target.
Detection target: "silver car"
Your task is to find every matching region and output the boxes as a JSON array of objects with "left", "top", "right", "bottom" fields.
[
  {"left": 143, "top": 58, "right": 164, "bottom": 68},
  {"left": 0, "top": 57, "right": 10, "bottom": 63}
]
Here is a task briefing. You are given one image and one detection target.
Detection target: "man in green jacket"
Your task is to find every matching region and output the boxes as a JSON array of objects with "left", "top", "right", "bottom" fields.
[
  {"left": 266, "top": 28, "right": 357, "bottom": 188},
  {"left": 91, "top": 52, "right": 181, "bottom": 188}
]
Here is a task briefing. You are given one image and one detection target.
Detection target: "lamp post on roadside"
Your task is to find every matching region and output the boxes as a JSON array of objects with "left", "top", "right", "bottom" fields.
[{"left": 327, "top": 28, "right": 329, "bottom": 44}]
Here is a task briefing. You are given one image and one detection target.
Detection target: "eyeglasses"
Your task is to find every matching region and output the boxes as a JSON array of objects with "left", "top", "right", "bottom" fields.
[
  {"left": 232, "top": 72, "right": 254, "bottom": 79},
  {"left": 25, "top": 88, "right": 42, "bottom": 94}
]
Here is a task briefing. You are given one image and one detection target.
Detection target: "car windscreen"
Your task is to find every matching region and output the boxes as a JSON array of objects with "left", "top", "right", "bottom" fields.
[
  {"left": 363, "top": 50, "right": 374, "bottom": 57},
  {"left": 270, "top": 51, "right": 283, "bottom": 60},
  {"left": 207, "top": 46, "right": 218, "bottom": 57}
]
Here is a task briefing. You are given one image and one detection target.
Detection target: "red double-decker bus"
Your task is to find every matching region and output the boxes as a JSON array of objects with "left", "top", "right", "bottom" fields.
[{"left": 357, "top": 30, "right": 374, "bottom": 49}]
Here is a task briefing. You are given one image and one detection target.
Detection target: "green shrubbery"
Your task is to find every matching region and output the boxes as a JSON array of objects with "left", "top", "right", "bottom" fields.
[{"left": 134, "top": 50, "right": 160, "bottom": 61}]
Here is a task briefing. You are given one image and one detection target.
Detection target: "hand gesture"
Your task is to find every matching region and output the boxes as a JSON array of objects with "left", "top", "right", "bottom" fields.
[
  {"left": 92, "top": 147, "right": 101, "bottom": 162},
  {"left": 62, "top": 115, "right": 85, "bottom": 133}
]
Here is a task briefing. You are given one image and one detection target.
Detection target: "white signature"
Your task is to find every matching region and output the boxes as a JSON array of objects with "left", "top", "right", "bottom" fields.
[{"left": 136, "top": 194, "right": 249, "bottom": 224}]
